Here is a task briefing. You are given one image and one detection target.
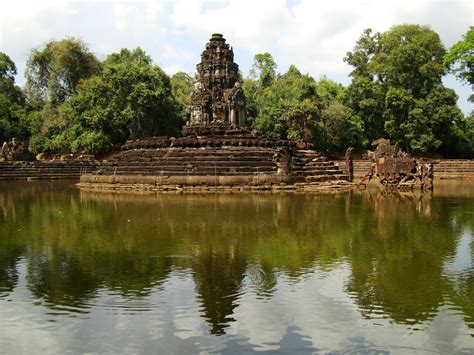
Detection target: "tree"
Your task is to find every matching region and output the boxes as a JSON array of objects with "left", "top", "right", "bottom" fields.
[
  {"left": 245, "top": 56, "right": 363, "bottom": 154},
  {"left": 315, "top": 77, "right": 366, "bottom": 153},
  {"left": 372, "top": 25, "right": 445, "bottom": 95},
  {"left": 344, "top": 25, "right": 463, "bottom": 154},
  {"left": 253, "top": 65, "right": 319, "bottom": 141},
  {"left": 0, "top": 53, "right": 28, "bottom": 143},
  {"left": 31, "top": 48, "right": 181, "bottom": 155},
  {"left": 249, "top": 52, "right": 277, "bottom": 88},
  {"left": 244, "top": 53, "right": 278, "bottom": 126},
  {"left": 445, "top": 26, "right": 474, "bottom": 88},
  {"left": 170, "top": 72, "right": 194, "bottom": 122},
  {"left": 0, "top": 52, "right": 17, "bottom": 83},
  {"left": 25, "top": 38, "right": 101, "bottom": 107}
]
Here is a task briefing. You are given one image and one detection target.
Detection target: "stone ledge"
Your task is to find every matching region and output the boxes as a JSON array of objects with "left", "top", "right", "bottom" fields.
[{"left": 77, "top": 177, "right": 354, "bottom": 193}]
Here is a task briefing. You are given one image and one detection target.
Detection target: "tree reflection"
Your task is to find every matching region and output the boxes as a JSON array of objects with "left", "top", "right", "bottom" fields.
[
  {"left": 345, "top": 191, "right": 469, "bottom": 326},
  {"left": 0, "top": 181, "right": 473, "bottom": 334},
  {"left": 192, "top": 247, "right": 247, "bottom": 334},
  {"left": 0, "top": 245, "right": 22, "bottom": 299}
]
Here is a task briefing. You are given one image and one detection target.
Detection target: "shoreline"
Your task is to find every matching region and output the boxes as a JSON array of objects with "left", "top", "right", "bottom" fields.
[{"left": 1, "top": 159, "right": 473, "bottom": 186}]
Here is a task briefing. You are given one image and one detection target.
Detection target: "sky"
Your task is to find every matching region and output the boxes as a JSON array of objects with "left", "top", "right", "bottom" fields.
[{"left": 0, "top": 0, "right": 472, "bottom": 113}]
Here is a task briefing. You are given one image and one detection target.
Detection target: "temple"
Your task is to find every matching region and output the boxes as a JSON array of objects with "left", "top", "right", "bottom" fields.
[
  {"left": 183, "top": 34, "right": 247, "bottom": 136},
  {"left": 78, "top": 34, "right": 350, "bottom": 192}
]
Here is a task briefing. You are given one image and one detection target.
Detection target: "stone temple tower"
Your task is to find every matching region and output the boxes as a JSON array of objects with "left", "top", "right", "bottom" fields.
[{"left": 183, "top": 33, "right": 247, "bottom": 136}]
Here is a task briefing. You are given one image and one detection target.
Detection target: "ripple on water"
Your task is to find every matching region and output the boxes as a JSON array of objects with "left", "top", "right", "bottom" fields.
[{"left": 340, "top": 346, "right": 444, "bottom": 354}]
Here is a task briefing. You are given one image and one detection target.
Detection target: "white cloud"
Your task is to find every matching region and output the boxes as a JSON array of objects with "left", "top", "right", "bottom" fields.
[{"left": 0, "top": 0, "right": 472, "bottom": 112}]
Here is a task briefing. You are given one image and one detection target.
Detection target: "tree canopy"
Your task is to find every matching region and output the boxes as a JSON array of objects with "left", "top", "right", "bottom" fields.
[
  {"left": 445, "top": 26, "right": 474, "bottom": 101},
  {"left": 0, "top": 52, "right": 27, "bottom": 143},
  {"left": 25, "top": 38, "right": 101, "bottom": 107},
  {"left": 344, "top": 24, "right": 466, "bottom": 155},
  {"left": 27, "top": 47, "right": 181, "bottom": 154},
  {"left": 170, "top": 71, "right": 194, "bottom": 122},
  {"left": 0, "top": 28, "right": 472, "bottom": 158},
  {"left": 244, "top": 61, "right": 364, "bottom": 154}
]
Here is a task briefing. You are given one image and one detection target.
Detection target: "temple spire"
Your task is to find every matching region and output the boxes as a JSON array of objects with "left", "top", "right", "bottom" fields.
[{"left": 184, "top": 34, "right": 246, "bottom": 136}]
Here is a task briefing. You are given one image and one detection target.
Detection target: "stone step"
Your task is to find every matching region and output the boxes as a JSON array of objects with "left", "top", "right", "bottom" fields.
[
  {"left": 103, "top": 164, "right": 276, "bottom": 172},
  {"left": 105, "top": 170, "right": 277, "bottom": 177},
  {"left": 120, "top": 148, "right": 276, "bottom": 155},
  {"left": 111, "top": 158, "right": 275, "bottom": 165},
  {"left": 292, "top": 168, "right": 344, "bottom": 175},
  {"left": 103, "top": 163, "right": 278, "bottom": 171},
  {"left": 114, "top": 155, "right": 275, "bottom": 163},
  {"left": 102, "top": 167, "right": 278, "bottom": 175},
  {"left": 293, "top": 159, "right": 333, "bottom": 165},
  {"left": 0, "top": 174, "right": 80, "bottom": 179},
  {"left": 305, "top": 174, "right": 349, "bottom": 182},
  {"left": 0, "top": 167, "right": 95, "bottom": 172}
]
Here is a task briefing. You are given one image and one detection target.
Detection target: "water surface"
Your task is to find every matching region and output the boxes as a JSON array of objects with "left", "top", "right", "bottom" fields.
[{"left": 0, "top": 181, "right": 473, "bottom": 353}]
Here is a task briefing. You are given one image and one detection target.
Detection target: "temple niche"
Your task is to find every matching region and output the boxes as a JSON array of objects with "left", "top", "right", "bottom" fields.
[{"left": 184, "top": 34, "right": 247, "bottom": 136}]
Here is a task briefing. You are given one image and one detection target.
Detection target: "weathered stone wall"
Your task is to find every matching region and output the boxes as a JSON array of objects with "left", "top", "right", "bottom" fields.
[
  {"left": 433, "top": 160, "right": 474, "bottom": 179},
  {"left": 101, "top": 146, "right": 280, "bottom": 177},
  {"left": 94, "top": 145, "right": 346, "bottom": 181},
  {"left": 335, "top": 159, "right": 474, "bottom": 180},
  {"left": 77, "top": 174, "right": 353, "bottom": 192},
  {"left": 0, "top": 161, "right": 98, "bottom": 180}
]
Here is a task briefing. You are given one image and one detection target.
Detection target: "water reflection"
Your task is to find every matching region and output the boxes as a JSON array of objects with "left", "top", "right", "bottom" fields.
[{"left": 0, "top": 181, "right": 473, "bottom": 352}]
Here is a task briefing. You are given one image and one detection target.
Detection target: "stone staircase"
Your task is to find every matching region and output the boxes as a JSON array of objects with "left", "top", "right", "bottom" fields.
[
  {"left": 336, "top": 159, "right": 474, "bottom": 180},
  {"left": 435, "top": 160, "right": 474, "bottom": 179},
  {"left": 100, "top": 147, "right": 278, "bottom": 177},
  {"left": 98, "top": 147, "right": 350, "bottom": 184},
  {"left": 0, "top": 161, "right": 98, "bottom": 180},
  {"left": 291, "top": 150, "right": 348, "bottom": 182}
]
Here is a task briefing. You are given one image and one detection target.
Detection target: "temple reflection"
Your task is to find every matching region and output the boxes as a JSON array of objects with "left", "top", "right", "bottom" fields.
[{"left": 0, "top": 181, "right": 472, "bottom": 334}]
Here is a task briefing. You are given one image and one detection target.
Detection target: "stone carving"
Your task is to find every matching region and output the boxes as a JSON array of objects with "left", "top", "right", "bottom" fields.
[
  {"left": 184, "top": 34, "right": 246, "bottom": 136},
  {"left": 358, "top": 139, "right": 434, "bottom": 191},
  {"left": 0, "top": 138, "right": 34, "bottom": 161},
  {"left": 78, "top": 34, "right": 352, "bottom": 191}
]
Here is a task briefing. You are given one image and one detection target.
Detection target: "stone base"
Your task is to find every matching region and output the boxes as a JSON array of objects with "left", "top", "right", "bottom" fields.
[
  {"left": 121, "top": 134, "right": 297, "bottom": 151},
  {"left": 182, "top": 123, "right": 248, "bottom": 137},
  {"left": 80, "top": 135, "right": 349, "bottom": 192},
  {"left": 78, "top": 174, "right": 353, "bottom": 193}
]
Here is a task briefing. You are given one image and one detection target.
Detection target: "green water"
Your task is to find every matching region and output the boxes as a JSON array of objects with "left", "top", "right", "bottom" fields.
[{"left": 0, "top": 181, "right": 473, "bottom": 354}]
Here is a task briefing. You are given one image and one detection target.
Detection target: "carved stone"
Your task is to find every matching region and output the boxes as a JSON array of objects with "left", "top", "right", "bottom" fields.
[
  {"left": 78, "top": 34, "right": 351, "bottom": 191},
  {"left": 0, "top": 139, "right": 34, "bottom": 161},
  {"left": 183, "top": 34, "right": 246, "bottom": 136}
]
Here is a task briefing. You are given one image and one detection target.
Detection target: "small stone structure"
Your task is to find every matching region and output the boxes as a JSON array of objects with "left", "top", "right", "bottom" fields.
[
  {"left": 0, "top": 138, "right": 35, "bottom": 161},
  {"left": 358, "top": 139, "right": 435, "bottom": 191},
  {"left": 79, "top": 34, "right": 350, "bottom": 192}
]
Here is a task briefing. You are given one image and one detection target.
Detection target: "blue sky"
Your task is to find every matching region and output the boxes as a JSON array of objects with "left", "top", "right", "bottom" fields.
[{"left": 1, "top": 0, "right": 472, "bottom": 113}]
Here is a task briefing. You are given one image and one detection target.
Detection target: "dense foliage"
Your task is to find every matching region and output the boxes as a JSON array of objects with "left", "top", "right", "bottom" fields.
[
  {"left": 0, "top": 53, "right": 28, "bottom": 142},
  {"left": 343, "top": 25, "right": 470, "bottom": 156},
  {"left": 10, "top": 40, "right": 182, "bottom": 155},
  {"left": 241, "top": 25, "right": 472, "bottom": 157},
  {"left": 445, "top": 26, "right": 474, "bottom": 89},
  {"left": 25, "top": 38, "right": 101, "bottom": 107},
  {"left": 243, "top": 55, "right": 365, "bottom": 155},
  {"left": 0, "top": 26, "right": 472, "bottom": 157},
  {"left": 170, "top": 71, "right": 194, "bottom": 122},
  {"left": 50, "top": 48, "right": 182, "bottom": 154}
]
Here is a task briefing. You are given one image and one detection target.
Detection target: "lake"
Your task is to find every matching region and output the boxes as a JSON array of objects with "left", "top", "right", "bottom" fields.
[{"left": 0, "top": 180, "right": 473, "bottom": 354}]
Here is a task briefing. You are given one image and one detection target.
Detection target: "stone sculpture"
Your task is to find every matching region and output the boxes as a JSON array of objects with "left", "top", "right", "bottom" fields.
[
  {"left": 358, "top": 139, "right": 434, "bottom": 191},
  {"left": 0, "top": 138, "right": 34, "bottom": 161},
  {"left": 184, "top": 34, "right": 247, "bottom": 136}
]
